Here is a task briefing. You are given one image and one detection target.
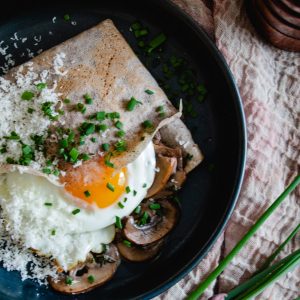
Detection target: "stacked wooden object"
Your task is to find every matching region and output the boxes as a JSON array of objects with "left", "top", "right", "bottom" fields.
[{"left": 247, "top": 0, "right": 300, "bottom": 52}]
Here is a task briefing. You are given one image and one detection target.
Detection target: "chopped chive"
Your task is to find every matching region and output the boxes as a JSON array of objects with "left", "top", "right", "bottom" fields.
[
  {"left": 118, "top": 202, "right": 124, "bottom": 209},
  {"left": 52, "top": 169, "right": 60, "bottom": 176},
  {"left": 79, "top": 122, "right": 95, "bottom": 135},
  {"left": 0, "top": 146, "right": 7, "bottom": 154},
  {"left": 127, "top": 97, "right": 142, "bottom": 111},
  {"left": 36, "top": 82, "right": 47, "bottom": 90},
  {"left": 6, "top": 157, "right": 15, "bottom": 164},
  {"left": 197, "top": 95, "right": 205, "bottom": 103},
  {"left": 139, "top": 211, "right": 149, "bottom": 225},
  {"left": 42, "top": 168, "right": 51, "bottom": 174},
  {"left": 87, "top": 275, "right": 95, "bottom": 284},
  {"left": 84, "top": 94, "right": 93, "bottom": 104},
  {"left": 79, "top": 136, "right": 85, "bottom": 145},
  {"left": 134, "top": 28, "right": 148, "bottom": 38},
  {"left": 197, "top": 84, "right": 207, "bottom": 95},
  {"left": 51, "top": 229, "right": 56, "bottom": 236},
  {"left": 72, "top": 208, "right": 80, "bottom": 215},
  {"left": 145, "top": 89, "right": 154, "bottom": 95},
  {"left": 186, "top": 153, "right": 194, "bottom": 161},
  {"left": 116, "top": 130, "right": 125, "bottom": 138},
  {"left": 114, "top": 140, "right": 127, "bottom": 152},
  {"left": 65, "top": 276, "right": 73, "bottom": 285},
  {"left": 134, "top": 205, "right": 141, "bottom": 214},
  {"left": 63, "top": 98, "right": 71, "bottom": 104},
  {"left": 149, "top": 203, "right": 161, "bottom": 210},
  {"left": 27, "top": 107, "right": 35, "bottom": 114},
  {"left": 106, "top": 112, "right": 120, "bottom": 119},
  {"left": 115, "top": 121, "right": 123, "bottom": 130},
  {"left": 84, "top": 190, "right": 91, "bottom": 197},
  {"left": 138, "top": 41, "right": 145, "bottom": 48},
  {"left": 41, "top": 102, "right": 58, "bottom": 120},
  {"left": 60, "top": 138, "right": 68, "bottom": 148},
  {"left": 148, "top": 33, "right": 167, "bottom": 53},
  {"left": 44, "top": 202, "right": 53, "bottom": 206},
  {"left": 69, "top": 148, "right": 79, "bottom": 162},
  {"left": 156, "top": 105, "right": 165, "bottom": 117},
  {"left": 90, "top": 137, "right": 96, "bottom": 143},
  {"left": 21, "top": 90, "right": 34, "bottom": 101},
  {"left": 76, "top": 103, "right": 86, "bottom": 113},
  {"left": 123, "top": 240, "right": 132, "bottom": 247},
  {"left": 67, "top": 131, "right": 75, "bottom": 142},
  {"left": 130, "top": 22, "right": 141, "bottom": 31},
  {"left": 81, "top": 153, "right": 90, "bottom": 161},
  {"left": 4, "top": 131, "right": 20, "bottom": 140},
  {"left": 142, "top": 120, "right": 153, "bottom": 129},
  {"left": 102, "top": 143, "right": 109, "bottom": 152},
  {"left": 125, "top": 186, "right": 131, "bottom": 194},
  {"left": 133, "top": 190, "right": 137, "bottom": 196},
  {"left": 96, "top": 111, "right": 106, "bottom": 121},
  {"left": 123, "top": 197, "right": 128, "bottom": 202},
  {"left": 105, "top": 159, "right": 114, "bottom": 168},
  {"left": 106, "top": 183, "right": 115, "bottom": 192},
  {"left": 115, "top": 216, "right": 122, "bottom": 229},
  {"left": 46, "top": 160, "right": 53, "bottom": 167},
  {"left": 63, "top": 14, "right": 70, "bottom": 21},
  {"left": 142, "top": 183, "right": 147, "bottom": 188},
  {"left": 97, "top": 124, "right": 108, "bottom": 132}
]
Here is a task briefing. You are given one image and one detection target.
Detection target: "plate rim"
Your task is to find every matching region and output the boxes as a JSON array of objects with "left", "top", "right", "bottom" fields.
[
  {"left": 0, "top": 0, "right": 247, "bottom": 299},
  {"left": 139, "top": 0, "right": 247, "bottom": 298}
]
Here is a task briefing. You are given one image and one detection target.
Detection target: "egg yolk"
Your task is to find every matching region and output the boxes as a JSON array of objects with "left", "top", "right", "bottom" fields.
[{"left": 61, "top": 158, "right": 127, "bottom": 208}]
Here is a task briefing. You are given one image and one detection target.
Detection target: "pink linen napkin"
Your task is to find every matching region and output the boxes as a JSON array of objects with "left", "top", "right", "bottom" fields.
[{"left": 156, "top": 1, "right": 300, "bottom": 299}]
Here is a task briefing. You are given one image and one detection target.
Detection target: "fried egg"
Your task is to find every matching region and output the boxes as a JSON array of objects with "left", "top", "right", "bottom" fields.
[{"left": 0, "top": 141, "right": 156, "bottom": 270}]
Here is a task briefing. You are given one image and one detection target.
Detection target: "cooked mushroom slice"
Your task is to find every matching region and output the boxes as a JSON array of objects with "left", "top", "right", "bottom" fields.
[
  {"left": 49, "top": 244, "right": 120, "bottom": 294},
  {"left": 147, "top": 155, "right": 177, "bottom": 198},
  {"left": 123, "top": 200, "right": 179, "bottom": 246},
  {"left": 117, "top": 239, "right": 164, "bottom": 262},
  {"left": 154, "top": 143, "right": 183, "bottom": 168}
]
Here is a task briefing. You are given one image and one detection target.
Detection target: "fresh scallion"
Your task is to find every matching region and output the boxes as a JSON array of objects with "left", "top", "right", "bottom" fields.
[
  {"left": 118, "top": 202, "right": 124, "bottom": 209},
  {"left": 84, "top": 190, "right": 91, "bottom": 197},
  {"left": 115, "top": 216, "right": 122, "bottom": 229},
  {"left": 123, "top": 240, "right": 132, "bottom": 247},
  {"left": 72, "top": 208, "right": 80, "bottom": 215},
  {"left": 127, "top": 97, "right": 142, "bottom": 111},
  {"left": 21, "top": 90, "right": 34, "bottom": 101},
  {"left": 87, "top": 275, "right": 95, "bottom": 284},
  {"left": 145, "top": 89, "right": 154, "bottom": 95},
  {"left": 106, "top": 182, "right": 115, "bottom": 192},
  {"left": 186, "top": 175, "right": 300, "bottom": 300}
]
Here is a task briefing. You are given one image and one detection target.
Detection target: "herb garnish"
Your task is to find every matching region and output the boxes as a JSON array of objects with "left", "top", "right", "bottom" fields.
[
  {"left": 127, "top": 97, "right": 142, "bottom": 111},
  {"left": 21, "top": 91, "right": 34, "bottom": 101},
  {"left": 106, "top": 182, "right": 115, "bottom": 192},
  {"left": 115, "top": 216, "right": 122, "bottom": 229},
  {"left": 84, "top": 190, "right": 91, "bottom": 197},
  {"left": 72, "top": 208, "right": 80, "bottom": 215}
]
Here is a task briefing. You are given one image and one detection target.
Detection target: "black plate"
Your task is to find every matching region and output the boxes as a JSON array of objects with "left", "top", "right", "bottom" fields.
[{"left": 0, "top": 1, "right": 246, "bottom": 299}]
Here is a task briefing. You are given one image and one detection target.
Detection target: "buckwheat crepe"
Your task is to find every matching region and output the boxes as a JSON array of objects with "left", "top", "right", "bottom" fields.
[{"left": 0, "top": 19, "right": 203, "bottom": 175}]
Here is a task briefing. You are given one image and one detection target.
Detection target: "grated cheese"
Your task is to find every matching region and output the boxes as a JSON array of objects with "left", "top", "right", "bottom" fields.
[
  {"left": 0, "top": 217, "right": 58, "bottom": 285},
  {"left": 0, "top": 55, "right": 65, "bottom": 171}
]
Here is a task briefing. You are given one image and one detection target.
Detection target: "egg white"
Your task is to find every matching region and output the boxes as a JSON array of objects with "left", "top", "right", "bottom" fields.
[{"left": 0, "top": 141, "right": 156, "bottom": 270}]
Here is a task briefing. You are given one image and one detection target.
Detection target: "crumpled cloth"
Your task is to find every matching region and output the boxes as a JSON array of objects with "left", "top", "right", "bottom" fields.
[{"left": 156, "top": 1, "right": 300, "bottom": 299}]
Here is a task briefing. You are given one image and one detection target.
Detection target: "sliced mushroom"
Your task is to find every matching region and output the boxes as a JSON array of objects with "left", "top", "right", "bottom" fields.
[
  {"left": 154, "top": 143, "right": 183, "bottom": 169},
  {"left": 147, "top": 155, "right": 177, "bottom": 198},
  {"left": 123, "top": 200, "right": 179, "bottom": 246},
  {"left": 117, "top": 239, "right": 164, "bottom": 262},
  {"left": 49, "top": 244, "right": 120, "bottom": 294}
]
